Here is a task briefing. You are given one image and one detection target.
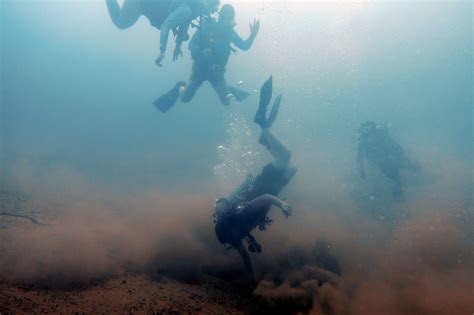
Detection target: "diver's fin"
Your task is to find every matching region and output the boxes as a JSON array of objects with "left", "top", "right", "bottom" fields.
[
  {"left": 254, "top": 108, "right": 268, "bottom": 128},
  {"left": 259, "top": 76, "right": 273, "bottom": 111},
  {"left": 153, "top": 91, "right": 179, "bottom": 113},
  {"left": 267, "top": 95, "right": 282, "bottom": 127},
  {"left": 153, "top": 81, "right": 186, "bottom": 113},
  {"left": 227, "top": 86, "right": 250, "bottom": 102},
  {"left": 254, "top": 76, "right": 273, "bottom": 127}
]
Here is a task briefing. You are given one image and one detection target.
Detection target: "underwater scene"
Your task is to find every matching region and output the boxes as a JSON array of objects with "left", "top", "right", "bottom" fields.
[{"left": 1, "top": 0, "right": 472, "bottom": 314}]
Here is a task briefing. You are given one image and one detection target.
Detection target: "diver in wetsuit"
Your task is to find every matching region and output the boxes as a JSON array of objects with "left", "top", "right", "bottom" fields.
[
  {"left": 106, "top": 0, "right": 219, "bottom": 65},
  {"left": 213, "top": 77, "right": 297, "bottom": 284},
  {"left": 153, "top": 4, "right": 259, "bottom": 112},
  {"left": 357, "top": 121, "right": 419, "bottom": 198}
]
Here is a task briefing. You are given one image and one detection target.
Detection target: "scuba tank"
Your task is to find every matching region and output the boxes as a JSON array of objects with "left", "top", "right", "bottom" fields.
[{"left": 227, "top": 174, "right": 255, "bottom": 205}]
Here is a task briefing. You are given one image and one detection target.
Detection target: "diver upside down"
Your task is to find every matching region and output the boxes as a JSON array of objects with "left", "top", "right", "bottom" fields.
[{"left": 213, "top": 77, "right": 297, "bottom": 284}]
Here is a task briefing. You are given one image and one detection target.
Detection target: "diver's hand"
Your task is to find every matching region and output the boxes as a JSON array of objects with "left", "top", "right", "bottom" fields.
[
  {"left": 155, "top": 51, "right": 165, "bottom": 67},
  {"left": 250, "top": 19, "right": 260, "bottom": 37},
  {"left": 280, "top": 202, "right": 293, "bottom": 218},
  {"left": 173, "top": 47, "right": 183, "bottom": 61}
]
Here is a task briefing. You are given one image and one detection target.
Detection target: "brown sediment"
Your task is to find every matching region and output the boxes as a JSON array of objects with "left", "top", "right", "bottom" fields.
[
  {"left": 1, "top": 158, "right": 472, "bottom": 314},
  {"left": 0, "top": 275, "right": 252, "bottom": 314}
]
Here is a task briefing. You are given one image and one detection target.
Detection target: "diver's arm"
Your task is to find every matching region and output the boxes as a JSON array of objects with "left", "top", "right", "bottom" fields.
[
  {"left": 156, "top": 5, "right": 192, "bottom": 65},
  {"left": 386, "top": 134, "right": 417, "bottom": 170},
  {"left": 177, "top": 22, "right": 190, "bottom": 41},
  {"left": 393, "top": 142, "right": 419, "bottom": 172},
  {"left": 249, "top": 194, "right": 282, "bottom": 209},
  {"left": 391, "top": 138, "right": 406, "bottom": 159},
  {"left": 160, "top": 6, "right": 192, "bottom": 53},
  {"left": 175, "top": 22, "right": 191, "bottom": 47},
  {"left": 249, "top": 194, "right": 292, "bottom": 218},
  {"left": 173, "top": 23, "right": 191, "bottom": 61},
  {"left": 232, "top": 19, "right": 260, "bottom": 51},
  {"left": 173, "top": 40, "right": 183, "bottom": 61},
  {"left": 232, "top": 33, "right": 254, "bottom": 51}
]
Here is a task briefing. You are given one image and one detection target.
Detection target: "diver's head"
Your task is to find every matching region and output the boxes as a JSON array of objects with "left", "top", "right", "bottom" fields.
[
  {"left": 213, "top": 198, "right": 231, "bottom": 222},
  {"left": 204, "top": 0, "right": 220, "bottom": 14},
  {"left": 219, "top": 4, "right": 236, "bottom": 26},
  {"left": 359, "top": 121, "right": 377, "bottom": 134}
]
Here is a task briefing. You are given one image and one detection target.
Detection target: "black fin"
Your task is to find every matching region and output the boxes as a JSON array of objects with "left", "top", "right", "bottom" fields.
[
  {"left": 259, "top": 76, "right": 273, "bottom": 112},
  {"left": 153, "top": 81, "right": 185, "bottom": 113},
  {"left": 267, "top": 95, "right": 282, "bottom": 127},
  {"left": 254, "top": 76, "right": 273, "bottom": 127},
  {"left": 228, "top": 86, "right": 250, "bottom": 102}
]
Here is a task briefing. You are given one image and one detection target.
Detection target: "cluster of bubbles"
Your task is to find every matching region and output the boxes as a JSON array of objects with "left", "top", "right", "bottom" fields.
[{"left": 213, "top": 111, "right": 262, "bottom": 196}]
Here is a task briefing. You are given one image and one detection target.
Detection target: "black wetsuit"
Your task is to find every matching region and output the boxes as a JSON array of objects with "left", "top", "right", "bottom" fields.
[
  {"left": 215, "top": 163, "right": 295, "bottom": 247},
  {"left": 182, "top": 18, "right": 256, "bottom": 105},
  {"left": 243, "top": 163, "right": 293, "bottom": 200}
]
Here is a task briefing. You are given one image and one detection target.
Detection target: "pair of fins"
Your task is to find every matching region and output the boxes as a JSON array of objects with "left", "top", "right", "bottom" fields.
[
  {"left": 254, "top": 76, "right": 282, "bottom": 128},
  {"left": 153, "top": 83, "right": 251, "bottom": 113}
]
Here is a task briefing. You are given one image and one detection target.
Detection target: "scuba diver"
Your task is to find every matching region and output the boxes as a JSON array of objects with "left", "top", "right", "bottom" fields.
[
  {"left": 357, "top": 121, "right": 419, "bottom": 199},
  {"left": 213, "top": 77, "right": 297, "bottom": 284},
  {"left": 106, "top": 0, "right": 220, "bottom": 65},
  {"left": 153, "top": 4, "right": 260, "bottom": 112}
]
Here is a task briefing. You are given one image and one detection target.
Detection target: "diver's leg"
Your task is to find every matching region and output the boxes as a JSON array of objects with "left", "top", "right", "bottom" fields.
[
  {"left": 153, "top": 81, "right": 187, "bottom": 113},
  {"left": 180, "top": 65, "right": 204, "bottom": 103},
  {"left": 159, "top": 4, "right": 192, "bottom": 54},
  {"left": 106, "top": 0, "right": 141, "bottom": 30},
  {"left": 381, "top": 165, "right": 403, "bottom": 198},
  {"left": 180, "top": 80, "right": 202, "bottom": 103},
  {"left": 260, "top": 128, "right": 291, "bottom": 170},
  {"left": 176, "top": 22, "right": 191, "bottom": 42},
  {"left": 234, "top": 241, "right": 257, "bottom": 284},
  {"left": 211, "top": 72, "right": 232, "bottom": 106}
]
